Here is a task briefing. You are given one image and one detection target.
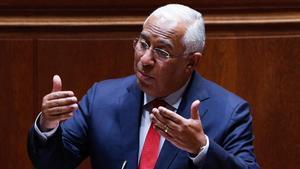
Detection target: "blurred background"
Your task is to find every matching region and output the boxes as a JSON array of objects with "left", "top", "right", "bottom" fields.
[{"left": 0, "top": 0, "right": 299, "bottom": 168}]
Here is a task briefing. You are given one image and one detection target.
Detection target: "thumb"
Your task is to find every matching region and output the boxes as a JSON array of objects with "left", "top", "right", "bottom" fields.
[
  {"left": 52, "top": 75, "right": 62, "bottom": 92},
  {"left": 190, "top": 100, "right": 200, "bottom": 120}
]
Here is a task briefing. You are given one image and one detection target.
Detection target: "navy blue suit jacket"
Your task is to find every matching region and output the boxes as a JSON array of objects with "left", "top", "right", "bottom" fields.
[{"left": 28, "top": 72, "right": 260, "bottom": 169}]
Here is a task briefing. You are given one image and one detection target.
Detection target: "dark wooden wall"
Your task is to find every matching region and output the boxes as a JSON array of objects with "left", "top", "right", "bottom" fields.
[{"left": 0, "top": 1, "right": 299, "bottom": 169}]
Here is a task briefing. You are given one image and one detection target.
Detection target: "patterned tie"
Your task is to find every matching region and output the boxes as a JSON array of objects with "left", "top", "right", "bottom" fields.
[{"left": 139, "top": 99, "right": 168, "bottom": 169}]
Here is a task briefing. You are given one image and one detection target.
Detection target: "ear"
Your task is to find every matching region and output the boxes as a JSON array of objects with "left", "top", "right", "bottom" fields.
[{"left": 186, "top": 52, "right": 202, "bottom": 73}]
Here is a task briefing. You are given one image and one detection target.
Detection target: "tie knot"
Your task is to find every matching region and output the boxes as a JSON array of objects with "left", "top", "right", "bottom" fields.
[
  {"left": 151, "top": 99, "right": 168, "bottom": 108},
  {"left": 145, "top": 99, "right": 175, "bottom": 112}
]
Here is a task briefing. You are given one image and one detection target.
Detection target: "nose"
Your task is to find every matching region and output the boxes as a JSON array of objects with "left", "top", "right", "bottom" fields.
[{"left": 140, "top": 49, "right": 155, "bottom": 67}]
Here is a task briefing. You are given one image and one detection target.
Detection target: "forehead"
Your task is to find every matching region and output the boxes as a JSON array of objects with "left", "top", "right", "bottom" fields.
[{"left": 141, "top": 16, "right": 187, "bottom": 49}]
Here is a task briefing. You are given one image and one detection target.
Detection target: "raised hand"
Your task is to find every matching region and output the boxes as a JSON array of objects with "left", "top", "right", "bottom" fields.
[
  {"left": 150, "top": 100, "right": 207, "bottom": 154},
  {"left": 39, "top": 75, "right": 78, "bottom": 131}
]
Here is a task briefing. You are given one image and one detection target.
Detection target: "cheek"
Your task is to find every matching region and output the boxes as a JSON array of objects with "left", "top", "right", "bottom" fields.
[
  {"left": 155, "top": 65, "right": 174, "bottom": 84},
  {"left": 133, "top": 54, "right": 140, "bottom": 69},
  {"left": 133, "top": 53, "right": 138, "bottom": 62},
  {"left": 158, "top": 62, "right": 186, "bottom": 82}
]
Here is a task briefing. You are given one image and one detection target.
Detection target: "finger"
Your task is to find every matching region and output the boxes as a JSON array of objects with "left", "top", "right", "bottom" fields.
[
  {"left": 47, "top": 112, "right": 74, "bottom": 122},
  {"left": 45, "top": 104, "right": 78, "bottom": 116},
  {"left": 45, "top": 96, "right": 77, "bottom": 109},
  {"left": 150, "top": 108, "right": 164, "bottom": 128},
  {"left": 153, "top": 122, "right": 174, "bottom": 139},
  {"left": 44, "top": 91, "right": 75, "bottom": 100},
  {"left": 158, "top": 107, "right": 183, "bottom": 124},
  {"left": 190, "top": 100, "right": 200, "bottom": 120},
  {"left": 155, "top": 128, "right": 187, "bottom": 152},
  {"left": 155, "top": 128, "right": 188, "bottom": 153},
  {"left": 151, "top": 109, "right": 170, "bottom": 133},
  {"left": 52, "top": 75, "right": 62, "bottom": 92},
  {"left": 59, "top": 112, "right": 74, "bottom": 122},
  {"left": 152, "top": 122, "right": 183, "bottom": 146},
  {"left": 152, "top": 108, "right": 179, "bottom": 131},
  {"left": 153, "top": 124, "right": 187, "bottom": 150}
]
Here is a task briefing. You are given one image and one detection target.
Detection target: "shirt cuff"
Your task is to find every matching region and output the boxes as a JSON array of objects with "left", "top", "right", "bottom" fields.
[
  {"left": 34, "top": 112, "right": 59, "bottom": 141},
  {"left": 190, "top": 135, "right": 209, "bottom": 166}
]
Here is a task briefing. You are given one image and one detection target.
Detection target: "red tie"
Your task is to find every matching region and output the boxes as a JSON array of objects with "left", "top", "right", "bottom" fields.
[{"left": 139, "top": 99, "right": 167, "bottom": 169}]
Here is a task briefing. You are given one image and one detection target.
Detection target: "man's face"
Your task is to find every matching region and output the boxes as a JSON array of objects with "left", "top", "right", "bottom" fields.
[{"left": 134, "top": 16, "right": 193, "bottom": 97}]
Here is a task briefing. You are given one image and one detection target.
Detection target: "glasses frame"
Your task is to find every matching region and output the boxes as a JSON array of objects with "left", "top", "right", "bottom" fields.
[{"left": 133, "top": 38, "right": 178, "bottom": 60}]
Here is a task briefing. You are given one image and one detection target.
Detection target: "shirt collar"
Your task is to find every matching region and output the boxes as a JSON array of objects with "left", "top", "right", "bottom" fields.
[{"left": 143, "top": 78, "right": 190, "bottom": 110}]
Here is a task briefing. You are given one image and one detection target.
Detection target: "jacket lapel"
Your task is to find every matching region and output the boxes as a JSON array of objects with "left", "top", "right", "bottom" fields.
[
  {"left": 118, "top": 80, "right": 143, "bottom": 169},
  {"left": 155, "top": 72, "right": 210, "bottom": 169}
]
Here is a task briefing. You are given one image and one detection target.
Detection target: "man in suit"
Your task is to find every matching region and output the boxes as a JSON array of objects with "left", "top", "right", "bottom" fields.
[{"left": 28, "top": 4, "right": 260, "bottom": 169}]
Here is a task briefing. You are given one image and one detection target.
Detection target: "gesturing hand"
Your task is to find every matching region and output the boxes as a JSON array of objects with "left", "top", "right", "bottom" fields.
[
  {"left": 39, "top": 75, "right": 78, "bottom": 131},
  {"left": 150, "top": 100, "right": 207, "bottom": 154}
]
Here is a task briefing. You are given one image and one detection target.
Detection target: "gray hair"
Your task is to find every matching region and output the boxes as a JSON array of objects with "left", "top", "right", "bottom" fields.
[{"left": 144, "top": 4, "right": 205, "bottom": 54}]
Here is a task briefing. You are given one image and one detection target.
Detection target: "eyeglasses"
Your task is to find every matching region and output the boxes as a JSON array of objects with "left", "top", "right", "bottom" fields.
[{"left": 133, "top": 38, "right": 174, "bottom": 60}]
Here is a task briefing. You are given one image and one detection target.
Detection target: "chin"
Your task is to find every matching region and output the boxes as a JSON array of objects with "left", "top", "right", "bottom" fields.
[
  {"left": 137, "top": 79, "right": 150, "bottom": 93},
  {"left": 136, "top": 80, "right": 159, "bottom": 97}
]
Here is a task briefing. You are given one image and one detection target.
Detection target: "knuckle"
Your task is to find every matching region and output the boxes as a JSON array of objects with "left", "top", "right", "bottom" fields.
[
  {"left": 182, "top": 121, "right": 189, "bottom": 129},
  {"left": 41, "top": 102, "right": 47, "bottom": 108},
  {"left": 188, "top": 119, "right": 198, "bottom": 127},
  {"left": 42, "top": 95, "right": 48, "bottom": 102},
  {"left": 178, "top": 127, "right": 183, "bottom": 133},
  {"left": 174, "top": 118, "right": 182, "bottom": 125},
  {"left": 53, "top": 108, "right": 61, "bottom": 114},
  {"left": 59, "top": 99, "right": 68, "bottom": 106},
  {"left": 41, "top": 111, "right": 49, "bottom": 118},
  {"left": 53, "top": 101, "right": 60, "bottom": 107},
  {"left": 53, "top": 93, "right": 59, "bottom": 98},
  {"left": 41, "top": 109, "right": 48, "bottom": 115},
  {"left": 187, "top": 123, "right": 193, "bottom": 128},
  {"left": 67, "top": 97, "right": 75, "bottom": 104}
]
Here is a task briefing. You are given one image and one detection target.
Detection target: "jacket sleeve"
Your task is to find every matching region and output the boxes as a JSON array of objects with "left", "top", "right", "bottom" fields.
[{"left": 200, "top": 102, "right": 260, "bottom": 169}]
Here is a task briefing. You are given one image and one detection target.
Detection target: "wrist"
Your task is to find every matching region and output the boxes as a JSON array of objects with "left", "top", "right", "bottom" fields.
[
  {"left": 191, "top": 134, "right": 207, "bottom": 154},
  {"left": 39, "top": 114, "right": 59, "bottom": 132}
]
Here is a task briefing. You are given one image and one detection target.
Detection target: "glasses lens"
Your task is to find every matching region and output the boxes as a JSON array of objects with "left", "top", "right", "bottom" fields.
[
  {"left": 134, "top": 38, "right": 171, "bottom": 60},
  {"left": 154, "top": 48, "right": 170, "bottom": 59}
]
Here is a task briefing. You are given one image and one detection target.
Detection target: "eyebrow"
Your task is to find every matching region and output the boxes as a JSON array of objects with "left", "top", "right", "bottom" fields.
[{"left": 139, "top": 32, "right": 173, "bottom": 50}]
